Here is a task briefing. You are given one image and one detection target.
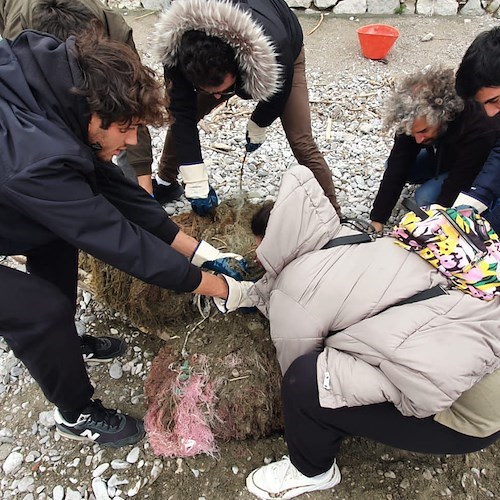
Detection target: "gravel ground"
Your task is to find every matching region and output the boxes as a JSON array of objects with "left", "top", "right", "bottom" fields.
[{"left": 1, "top": 8, "right": 499, "bottom": 500}]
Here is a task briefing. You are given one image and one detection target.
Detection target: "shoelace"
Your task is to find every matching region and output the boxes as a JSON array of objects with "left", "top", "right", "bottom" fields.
[
  {"left": 87, "top": 399, "right": 122, "bottom": 430},
  {"left": 268, "top": 456, "right": 303, "bottom": 489}
]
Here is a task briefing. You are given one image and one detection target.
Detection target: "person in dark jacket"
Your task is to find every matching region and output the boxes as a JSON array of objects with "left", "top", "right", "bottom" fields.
[
  {"left": 370, "top": 66, "right": 500, "bottom": 232},
  {"left": 454, "top": 26, "right": 500, "bottom": 233},
  {"left": 152, "top": 0, "right": 341, "bottom": 216},
  {"left": 0, "top": 30, "right": 251, "bottom": 448},
  {"left": 0, "top": 0, "right": 155, "bottom": 195}
]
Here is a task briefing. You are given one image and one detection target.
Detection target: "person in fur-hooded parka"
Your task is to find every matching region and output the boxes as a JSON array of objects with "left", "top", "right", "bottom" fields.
[{"left": 153, "top": 0, "right": 341, "bottom": 216}]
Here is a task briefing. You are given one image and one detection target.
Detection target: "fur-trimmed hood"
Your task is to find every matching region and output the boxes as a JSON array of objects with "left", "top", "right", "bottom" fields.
[{"left": 154, "top": 0, "right": 282, "bottom": 101}]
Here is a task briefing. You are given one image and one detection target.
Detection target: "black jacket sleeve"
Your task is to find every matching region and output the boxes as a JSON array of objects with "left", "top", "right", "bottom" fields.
[
  {"left": 370, "top": 134, "right": 421, "bottom": 224},
  {"left": 165, "top": 66, "right": 203, "bottom": 166},
  {"left": 3, "top": 155, "right": 202, "bottom": 292},
  {"left": 466, "top": 139, "right": 500, "bottom": 205}
]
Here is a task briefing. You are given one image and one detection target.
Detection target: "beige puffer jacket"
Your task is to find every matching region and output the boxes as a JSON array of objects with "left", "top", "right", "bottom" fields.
[{"left": 249, "top": 165, "right": 500, "bottom": 419}]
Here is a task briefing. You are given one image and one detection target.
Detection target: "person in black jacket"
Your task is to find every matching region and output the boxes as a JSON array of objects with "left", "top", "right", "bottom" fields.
[
  {"left": 152, "top": 0, "right": 341, "bottom": 216},
  {"left": 0, "top": 30, "right": 252, "bottom": 448},
  {"left": 0, "top": 0, "right": 157, "bottom": 195},
  {"left": 370, "top": 66, "right": 500, "bottom": 232},
  {"left": 454, "top": 26, "right": 500, "bottom": 233}
]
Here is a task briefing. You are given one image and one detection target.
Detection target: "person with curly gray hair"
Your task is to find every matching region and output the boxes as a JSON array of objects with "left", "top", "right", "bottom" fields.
[{"left": 370, "top": 66, "right": 500, "bottom": 232}]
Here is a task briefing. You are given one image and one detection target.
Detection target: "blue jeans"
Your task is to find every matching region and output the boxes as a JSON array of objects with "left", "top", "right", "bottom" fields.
[{"left": 405, "top": 150, "right": 448, "bottom": 206}]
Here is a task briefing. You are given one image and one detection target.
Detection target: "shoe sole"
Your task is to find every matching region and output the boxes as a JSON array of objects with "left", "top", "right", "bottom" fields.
[
  {"left": 56, "top": 427, "right": 145, "bottom": 448},
  {"left": 246, "top": 463, "right": 341, "bottom": 499},
  {"left": 83, "top": 356, "right": 115, "bottom": 365}
]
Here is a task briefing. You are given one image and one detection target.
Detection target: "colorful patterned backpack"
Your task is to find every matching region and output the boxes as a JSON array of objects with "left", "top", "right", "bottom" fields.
[{"left": 391, "top": 204, "right": 500, "bottom": 300}]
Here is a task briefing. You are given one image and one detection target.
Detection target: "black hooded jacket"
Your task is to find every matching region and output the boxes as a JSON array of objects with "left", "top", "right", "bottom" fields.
[
  {"left": 0, "top": 31, "right": 201, "bottom": 292},
  {"left": 154, "top": 0, "right": 303, "bottom": 167}
]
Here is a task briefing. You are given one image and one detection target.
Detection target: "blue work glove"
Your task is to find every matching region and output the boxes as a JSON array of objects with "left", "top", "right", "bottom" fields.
[
  {"left": 189, "top": 186, "right": 219, "bottom": 216},
  {"left": 191, "top": 241, "right": 249, "bottom": 281},
  {"left": 179, "top": 162, "right": 219, "bottom": 216},
  {"left": 245, "top": 119, "right": 267, "bottom": 153}
]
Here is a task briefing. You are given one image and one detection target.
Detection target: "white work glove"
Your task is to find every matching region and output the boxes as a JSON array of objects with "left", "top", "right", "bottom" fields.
[
  {"left": 453, "top": 192, "right": 488, "bottom": 213},
  {"left": 213, "top": 275, "right": 255, "bottom": 313},
  {"left": 192, "top": 240, "right": 249, "bottom": 280},
  {"left": 179, "top": 162, "right": 210, "bottom": 199},
  {"left": 245, "top": 119, "right": 268, "bottom": 152}
]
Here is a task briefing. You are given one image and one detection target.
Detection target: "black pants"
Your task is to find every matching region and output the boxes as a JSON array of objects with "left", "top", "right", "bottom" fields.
[
  {"left": 0, "top": 240, "right": 93, "bottom": 411},
  {"left": 282, "top": 352, "right": 500, "bottom": 477}
]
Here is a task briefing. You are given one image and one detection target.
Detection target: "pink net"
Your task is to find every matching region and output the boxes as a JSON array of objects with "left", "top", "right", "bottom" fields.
[{"left": 144, "top": 355, "right": 218, "bottom": 457}]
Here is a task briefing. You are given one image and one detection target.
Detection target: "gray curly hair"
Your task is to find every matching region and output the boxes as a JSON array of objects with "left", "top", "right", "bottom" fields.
[{"left": 384, "top": 66, "right": 464, "bottom": 135}]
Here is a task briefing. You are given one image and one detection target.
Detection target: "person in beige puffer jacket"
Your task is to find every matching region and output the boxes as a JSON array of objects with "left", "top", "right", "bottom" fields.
[{"left": 245, "top": 164, "right": 499, "bottom": 499}]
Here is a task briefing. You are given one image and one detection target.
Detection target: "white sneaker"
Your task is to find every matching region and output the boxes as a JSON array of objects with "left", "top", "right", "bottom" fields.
[{"left": 246, "top": 455, "right": 341, "bottom": 499}]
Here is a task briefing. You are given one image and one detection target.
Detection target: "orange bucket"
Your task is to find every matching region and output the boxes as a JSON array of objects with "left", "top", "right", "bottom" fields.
[{"left": 356, "top": 24, "right": 400, "bottom": 60}]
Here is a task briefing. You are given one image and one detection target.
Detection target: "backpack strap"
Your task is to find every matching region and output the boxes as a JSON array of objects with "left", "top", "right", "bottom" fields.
[
  {"left": 322, "top": 233, "right": 374, "bottom": 249},
  {"left": 326, "top": 285, "right": 448, "bottom": 339}
]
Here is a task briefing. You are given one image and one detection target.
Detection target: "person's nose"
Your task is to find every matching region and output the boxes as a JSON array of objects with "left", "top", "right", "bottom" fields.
[
  {"left": 414, "top": 134, "right": 426, "bottom": 144},
  {"left": 485, "top": 103, "right": 500, "bottom": 117},
  {"left": 125, "top": 129, "right": 138, "bottom": 146}
]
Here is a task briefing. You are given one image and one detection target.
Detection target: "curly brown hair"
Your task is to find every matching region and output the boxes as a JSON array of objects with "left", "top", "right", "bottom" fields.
[
  {"left": 384, "top": 66, "right": 464, "bottom": 136},
  {"left": 71, "top": 30, "right": 168, "bottom": 129}
]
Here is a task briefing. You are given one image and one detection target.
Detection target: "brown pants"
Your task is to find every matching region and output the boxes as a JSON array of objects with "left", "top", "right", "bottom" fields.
[{"left": 158, "top": 48, "right": 341, "bottom": 214}]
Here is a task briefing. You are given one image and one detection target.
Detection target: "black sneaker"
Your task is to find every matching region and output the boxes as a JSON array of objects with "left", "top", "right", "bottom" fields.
[
  {"left": 80, "top": 334, "right": 127, "bottom": 364},
  {"left": 54, "top": 399, "right": 145, "bottom": 448},
  {"left": 152, "top": 179, "right": 184, "bottom": 205}
]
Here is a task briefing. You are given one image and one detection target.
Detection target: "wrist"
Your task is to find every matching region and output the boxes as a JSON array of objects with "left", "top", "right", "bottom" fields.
[{"left": 191, "top": 240, "right": 220, "bottom": 267}]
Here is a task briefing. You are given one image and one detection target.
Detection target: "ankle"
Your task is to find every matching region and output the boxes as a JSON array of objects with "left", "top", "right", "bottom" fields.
[{"left": 155, "top": 174, "right": 172, "bottom": 186}]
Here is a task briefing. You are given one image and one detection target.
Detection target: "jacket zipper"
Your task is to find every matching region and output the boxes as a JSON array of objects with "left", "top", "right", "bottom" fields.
[
  {"left": 438, "top": 209, "right": 486, "bottom": 262},
  {"left": 322, "top": 349, "right": 331, "bottom": 390}
]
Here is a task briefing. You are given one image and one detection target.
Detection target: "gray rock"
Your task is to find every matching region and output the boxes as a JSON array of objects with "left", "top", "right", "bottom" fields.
[
  {"left": 53, "top": 485, "right": 65, "bottom": 500},
  {"left": 314, "top": 0, "right": 337, "bottom": 9},
  {"left": 17, "top": 476, "right": 35, "bottom": 493},
  {"left": 367, "top": 0, "right": 400, "bottom": 14},
  {"left": 126, "top": 446, "right": 140, "bottom": 464},
  {"left": 333, "top": 0, "right": 367, "bottom": 13},
  {"left": 92, "top": 477, "right": 111, "bottom": 500},
  {"left": 460, "top": 0, "right": 485, "bottom": 15},
  {"left": 286, "top": 0, "right": 312, "bottom": 7},
  {"left": 416, "top": 0, "right": 458, "bottom": 15}
]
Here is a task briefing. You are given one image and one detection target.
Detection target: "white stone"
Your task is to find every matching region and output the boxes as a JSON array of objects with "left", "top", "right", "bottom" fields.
[
  {"left": 286, "top": 0, "right": 312, "bottom": 7},
  {"left": 127, "top": 479, "right": 143, "bottom": 497},
  {"left": 93, "top": 463, "right": 110, "bottom": 478},
  {"left": 141, "top": 0, "right": 171, "bottom": 11},
  {"left": 38, "top": 411, "right": 55, "bottom": 428},
  {"left": 367, "top": 0, "right": 400, "bottom": 14},
  {"left": 460, "top": 0, "right": 485, "bottom": 15},
  {"left": 92, "top": 478, "right": 111, "bottom": 500},
  {"left": 333, "top": 0, "right": 367, "bottom": 14},
  {"left": 126, "top": 447, "right": 140, "bottom": 464},
  {"left": 17, "top": 476, "right": 35, "bottom": 492},
  {"left": 111, "top": 459, "right": 130, "bottom": 470},
  {"left": 108, "top": 474, "right": 129, "bottom": 488},
  {"left": 109, "top": 362, "right": 123, "bottom": 380},
  {"left": 416, "top": 0, "right": 458, "bottom": 15},
  {"left": 3, "top": 451, "right": 23, "bottom": 475},
  {"left": 52, "top": 485, "right": 64, "bottom": 500},
  {"left": 65, "top": 488, "right": 82, "bottom": 500},
  {"left": 314, "top": 0, "right": 337, "bottom": 9}
]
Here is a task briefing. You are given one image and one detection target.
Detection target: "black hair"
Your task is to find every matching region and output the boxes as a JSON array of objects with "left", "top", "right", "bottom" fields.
[
  {"left": 178, "top": 30, "right": 238, "bottom": 88},
  {"left": 251, "top": 202, "right": 274, "bottom": 239},
  {"left": 456, "top": 27, "right": 500, "bottom": 98},
  {"left": 31, "top": 0, "right": 104, "bottom": 40}
]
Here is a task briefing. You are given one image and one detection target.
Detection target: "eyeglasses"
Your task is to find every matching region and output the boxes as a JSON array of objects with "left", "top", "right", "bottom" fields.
[{"left": 194, "top": 82, "right": 237, "bottom": 97}]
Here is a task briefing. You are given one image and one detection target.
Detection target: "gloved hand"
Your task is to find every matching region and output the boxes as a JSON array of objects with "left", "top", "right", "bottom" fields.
[
  {"left": 191, "top": 240, "right": 249, "bottom": 280},
  {"left": 453, "top": 192, "right": 488, "bottom": 213},
  {"left": 179, "top": 163, "right": 219, "bottom": 216},
  {"left": 245, "top": 119, "right": 267, "bottom": 152},
  {"left": 213, "top": 275, "right": 255, "bottom": 313}
]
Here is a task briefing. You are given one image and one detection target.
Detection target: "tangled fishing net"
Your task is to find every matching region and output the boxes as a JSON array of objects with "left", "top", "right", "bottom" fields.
[{"left": 81, "top": 198, "right": 283, "bottom": 456}]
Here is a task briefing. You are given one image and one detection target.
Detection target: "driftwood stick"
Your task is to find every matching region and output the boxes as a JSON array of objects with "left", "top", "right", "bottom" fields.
[{"left": 307, "top": 13, "right": 324, "bottom": 36}]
